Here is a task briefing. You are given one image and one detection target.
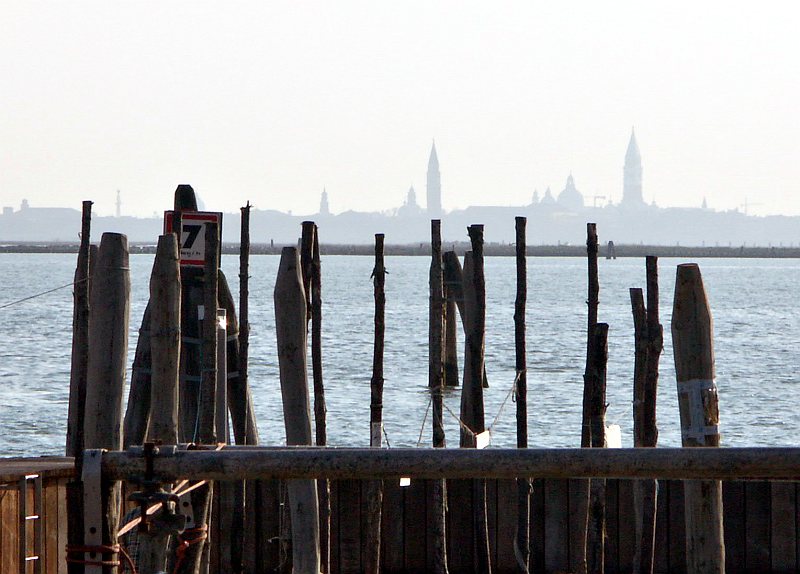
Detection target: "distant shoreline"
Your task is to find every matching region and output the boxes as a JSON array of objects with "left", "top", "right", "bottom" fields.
[{"left": 1, "top": 242, "right": 798, "bottom": 258}]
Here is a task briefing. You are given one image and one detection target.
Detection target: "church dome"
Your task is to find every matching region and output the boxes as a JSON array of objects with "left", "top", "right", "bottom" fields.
[{"left": 557, "top": 174, "right": 584, "bottom": 211}]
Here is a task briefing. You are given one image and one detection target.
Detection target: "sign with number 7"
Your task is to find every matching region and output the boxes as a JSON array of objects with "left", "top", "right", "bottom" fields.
[{"left": 163, "top": 211, "right": 223, "bottom": 267}]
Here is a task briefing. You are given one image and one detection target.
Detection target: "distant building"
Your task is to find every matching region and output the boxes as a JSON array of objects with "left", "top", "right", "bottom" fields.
[
  {"left": 622, "top": 128, "right": 644, "bottom": 205},
  {"left": 540, "top": 186, "right": 556, "bottom": 206},
  {"left": 320, "top": 188, "right": 330, "bottom": 215},
  {"left": 398, "top": 185, "right": 423, "bottom": 217},
  {"left": 531, "top": 189, "right": 540, "bottom": 205},
  {"left": 557, "top": 174, "right": 584, "bottom": 211},
  {"left": 116, "top": 190, "right": 122, "bottom": 218},
  {"left": 426, "top": 141, "right": 442, "bottom": 216}
]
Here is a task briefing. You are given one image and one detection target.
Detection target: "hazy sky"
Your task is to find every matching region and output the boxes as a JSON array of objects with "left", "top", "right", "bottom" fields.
[{"left": 1, "top": 2, "right": 799, "bottom": 218}]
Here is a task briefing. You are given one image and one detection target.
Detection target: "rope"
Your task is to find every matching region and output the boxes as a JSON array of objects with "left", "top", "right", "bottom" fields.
[
  {"left": 0, "top": 277, "right": 87, "bottom": 310},
  {"left": 65, "top": 543, "right": 137, "bottom": 573},
  {"left": 172, "top": 525, "right": 208, "bottom": 574},
  {"left": 488, "top": 370, "right": 523, "bottom": 433},
  {"left": 442, "top": 401, "right": 476, "bottom": 440},
  {"left": 382, "top": 424, "right": 392, "bottom": 448},
  {"left": 416, "top": 396, "right": 432, "bottom": 447}
]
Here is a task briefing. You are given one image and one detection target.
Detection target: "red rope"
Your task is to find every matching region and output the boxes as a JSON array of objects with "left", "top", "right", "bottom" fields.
[{"left": 172, "top": 525, "right": 208, "bottom": 574}]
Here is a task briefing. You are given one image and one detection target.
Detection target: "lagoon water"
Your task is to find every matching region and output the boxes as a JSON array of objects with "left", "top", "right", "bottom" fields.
[{"left": 1, "top": 253, "right": 798, "bottom": 457}]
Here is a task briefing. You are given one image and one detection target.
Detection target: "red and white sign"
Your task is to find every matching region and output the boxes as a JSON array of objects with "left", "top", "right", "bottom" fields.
[{"left": 164, "top": 211, "right": 222, "bottom": 267}]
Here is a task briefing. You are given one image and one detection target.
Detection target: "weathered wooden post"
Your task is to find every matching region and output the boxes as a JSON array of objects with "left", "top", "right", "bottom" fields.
[
  {"left": 66, "top": 200, "right": 92, "bottom": 574},
  {"left": 365, "top": 233, "right": 386, "bottom": 574},
  {"left": 632, "top": 257, "right": 662, "bottom": 574},
  {"left": 312, "top": 225, "right": 330, "bottom": 574},
  {"left": 514, "top": 216, "right": 531, "bottom": 573},
  {"left": 175, "top": 222, "right": 219, "bottom": 574},
  {"left": 83, "top": 232, "right": 130, "bottom": 574},
  {"left": 237, "top": 201, "right": 256, "bottom": 444},
  {"left": 671, "top": 263, "right": 724, "bottom": 574},
  {"left": 275, "top": 246, "right": 321, "bottom": 574},
  {"left": 429, "top": 221, "right": 449, "bottom": 574},
  {"left": 462, "top": 224, "right": 492, "bottom": 574},
  {"left": 137, "top": 233, "right": 182, "bottom": 574},
  {"left": 587, "top": 323, "right": 609, "bottom": 574},
  {"left": 443, "top": 251, "right": 462, "bottom": 387},
  {"left": 572, "top": 222, "right": 599, "bottom": 574}
]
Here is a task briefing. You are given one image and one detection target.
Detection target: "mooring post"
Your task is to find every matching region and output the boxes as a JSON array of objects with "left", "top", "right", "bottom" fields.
[
  {"left": 311, "top": 224, "right": 331, "bottom": 574},
  {"left": 632, "top": 256, "right": 662, "bottom": 574},
  {"left": 275, "top": 247, "right": 321, "bottom": 574},
  {"left": 587, "top": 323, "right": 609, "bottom": 574},
  {"left": 136, "top": 233, "right": 183, "bottom": 574},
  {"left": 66, "top": 200, "right": 92, "bottom": 574},
  {"left": 671, "top": 263, "right": 724, "bottom": 574},
  {"left": 514, "top": 216, "right": 531, "bottom": 573},
  {"left": 123, "top": 302, "right": 152, "bottom": 449},
  {"left": 443, "top": 251, "right": 463, "bottom": 387},
  {"left": 236, "top": 201, "right": 257, "bottom": 445},
  {"left": 429, "top": 221, "right": 449, "bottom": 574},
  {"left": 83, "top": 232, "right": 130, "bottom": 574},
  {"left": 464, "top": 224, "right": 492, "bottom": 574},
  {"left": 365, "top": 233, "right": 387, "bottom": 574}
]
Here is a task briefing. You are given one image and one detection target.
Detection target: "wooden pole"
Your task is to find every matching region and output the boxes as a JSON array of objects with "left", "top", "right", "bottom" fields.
[
  {"left": 465, "top": 224, "right": 491, "bottom": 574},
  {"left": 148, "top": 234, "right": 182, "bottom": 444},
  {"left": 572, "top": 223, "right": 598, "bottom": 574},
  {"left": 365, "top": 233, "right": 386, "bottom": 574},
  {"left": 137, "top": 233, "right": 182, "bottom": 574},
  {"left": 83, "top": 232, "right": 130, "bottom": 574},
  {"left": 586, "top": 323, "right": 609, "bottom": 574},
  {"left": 444, "top": 287, "right": 459, "bottom": 387},
  {"left": 237, "top": 201, "right": 256, "bottom": 444},
  {"left": 671, "top": 263, "right": 724, "bottom": 574},
  {"left": 66, "top": 200, "right": 91, "bottom": 574},
  {"left": 301, "top": 221, "right": 315, "bottom": 322},
  {"left": 429, "top": 221, "right": 449, "bottom": 574},
  {"left": 176, "top": 222, "right": 219, "bottom": 574},
  {"left": 514, "top": 216, "right": 531, "bottom": 573},
  {"left": 123, "top": 303, "right": 152, "bottom": 448},
  {"left": 274, "top": 247, "right": 321, "bottom": 574},
  {"left": 311, "top": 225, "right": 330, "bottom": 574}
]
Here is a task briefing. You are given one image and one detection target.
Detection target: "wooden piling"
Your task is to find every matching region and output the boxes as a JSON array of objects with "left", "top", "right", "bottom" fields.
[
  {"left": 443, "top": 251, "right": 463, "bottom": 387},
  {"left": 671, "top": 263, "right": 724, "bottom": 574},
  {"left": 148, "top": 234, "right": 182, "bottom": 444},
  {"left": 429, "top": 221, "right": 449, "bottom": 574},
  {"left": 587, "top": 323, "right": 609, "bottom": 574},
  {"left": 66, "top": 200, "right": 91, "bottom": 574},
  {"left": 632, "top": 256, "right": 662, "bottom": 574},
  {"left": 464, "top": 224, "right": 491, "bottom": 574},
  {"left": 311, "top": 225, "right": 331, "bottom": 574},
  {"left": 514, "top": 216, "right": 531, "bottom": 573},
  {"left": 83, "top": 232, "right": 130, "bottom": 574},
  {"left": 365, "top": 233, "right": 386, "bottom": 574},
  {"left": 238, "top": 201, "right": 254, "bottom": 444},
  {"left": 138, "top": 233, "right": 182, "bottom": 574},
  {"left": 122, "top": 303, "right": 152, "bottom": 448},
  {"left": 274, "top": 247, "right": 321, "bottom": 574}
]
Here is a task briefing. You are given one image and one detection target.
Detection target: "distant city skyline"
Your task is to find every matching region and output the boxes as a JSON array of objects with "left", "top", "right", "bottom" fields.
[{"left": 1, "top": 2, "right": 798, "bottom": 218}]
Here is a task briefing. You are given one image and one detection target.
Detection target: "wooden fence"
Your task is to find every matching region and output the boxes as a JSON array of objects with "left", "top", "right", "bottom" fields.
[{"left": 2, "top": 458, "right": 799, "bottom": 573}]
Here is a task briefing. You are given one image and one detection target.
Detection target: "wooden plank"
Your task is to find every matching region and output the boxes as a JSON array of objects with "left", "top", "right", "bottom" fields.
[
  {"left": 446, "top": 479, "right": 473, "bottom": 573},
  {"left": 57, "top": 479, "right": 68, "bottom": 574},
  {"left": 44, "top": 477, "right": 59, "bottom": 574},
  {"left": 544, "top": 478, "right": 569, "bottom": 572},
  {"left": 380, "top": 480, "right": 404, "bottom": 574},
  {"left": 603, "top": 478, "right": 619, "bottom": 574},
  {"left": 567, "top": 478, "right": 588, "bottom": 574},
  {"left": 2, "top": 484, "right": 19, "bottom": 574},
  {"left": 722, "top": 481, "right": 746, "bottom": 574},
  {"left": 666, "top": 480, "right": 685, "bottom": 574},
  {"left": 529, "top": 478, "right": 545, "bottom": 574},
  {"left": 495, "top": 479, "right": 518, "bottom": 572},
  {"left": 653, "top": 479, "right": 669, "bottom": 574},
  {"left": 329, "top": 480, "right": 340, "bottom": 574},
  {"left": 770, "top": 481, "right": 796, "bottom": 572},
  {"left": 617, "top": 479, "right": 637, "bottom": 573},
  {"left": 337, "top": 479, "right": 361, "bottom": 574},
  {"left": 745, "top": 481, "right": 771, "bottom": 572},
  {"left": 402, "top": 478, "right": 426, "bottom": 573}
]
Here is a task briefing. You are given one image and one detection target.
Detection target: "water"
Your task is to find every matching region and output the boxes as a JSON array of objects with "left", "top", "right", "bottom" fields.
[{"left": 1, "top": 253, "right": 799, "bottom": 457}]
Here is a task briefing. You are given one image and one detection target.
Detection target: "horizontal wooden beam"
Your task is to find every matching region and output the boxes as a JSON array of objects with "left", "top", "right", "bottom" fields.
[{"left": 100, "top": 447, "right": 800, "bottom": 482}]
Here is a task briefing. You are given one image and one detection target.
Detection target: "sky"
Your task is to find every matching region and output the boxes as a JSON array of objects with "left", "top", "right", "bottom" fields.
[{"left": 1, "top": 2, "right": 799, "bottom": 218}]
